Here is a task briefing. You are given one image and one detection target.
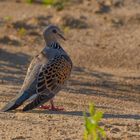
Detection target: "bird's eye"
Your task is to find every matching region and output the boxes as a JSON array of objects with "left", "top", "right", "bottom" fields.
[{"left": 52, "top": 29, "right": 57, "bottom": 33}]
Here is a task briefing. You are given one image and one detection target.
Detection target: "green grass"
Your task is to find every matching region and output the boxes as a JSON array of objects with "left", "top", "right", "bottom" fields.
[
  {"left": 83, "top": 103, "right": 106, "bottom": 140},
  {"left": 27, "top": 0, "right": 69, "bottom": 10},
  {"left": 43, "top": 0, "right": 54, "bottom": 5},
  {"left": 3, "top": 16, "right": 12, "bottom": 21},
  {"left": 26, "top": 0, "right": 34, "bottom": 3},
  {"left": 18, "top": 27, "right": 27, "bottom": 36},
  {"left": 26, "top": 0, "right": 55, "bottom": 5}
]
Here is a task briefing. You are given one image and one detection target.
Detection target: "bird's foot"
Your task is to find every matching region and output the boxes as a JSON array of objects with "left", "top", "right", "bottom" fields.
[
  {"left": 50, "top": 106, "right": 64, "bottom": 111},
  {"left": 39, "top": 105, "right": 64, "bottom": 111},
  {"left": 39, "top": 105, "right": 50, "bottom": 110}
]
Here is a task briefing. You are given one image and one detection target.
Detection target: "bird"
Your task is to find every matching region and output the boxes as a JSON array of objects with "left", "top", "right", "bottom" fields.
[{"left": 1, "top": 25, "right": 73, "bottom": 112}]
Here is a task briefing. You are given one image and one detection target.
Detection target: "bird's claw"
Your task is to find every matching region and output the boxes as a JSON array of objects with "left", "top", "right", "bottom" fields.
[
  {"left": 39, "top": 105, "right": 64, "bottom": 111},
  {"left": 39, "top": 105, "right": 50, "bottom": 110},
  {"left": 50, "top": 106, "right": 64, "bottom": 111}
]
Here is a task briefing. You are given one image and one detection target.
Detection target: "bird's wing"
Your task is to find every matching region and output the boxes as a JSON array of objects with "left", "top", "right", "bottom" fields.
[
  {"left": 23, "top": 55, "right": 72, "bottom": 111},
  {"left": 24, "top": 57, "right": 37, "bottom": 82},
  {"left": 21, "top": 55, "right": 41, "bottom": 91},
  {"left": 37, "top": 55, "right": 72, "bottom": 94}
]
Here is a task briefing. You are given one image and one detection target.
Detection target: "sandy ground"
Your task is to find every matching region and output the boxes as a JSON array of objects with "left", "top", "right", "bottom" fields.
[{"left": 0, "top": 0, "right": 140, "bottom": 140}]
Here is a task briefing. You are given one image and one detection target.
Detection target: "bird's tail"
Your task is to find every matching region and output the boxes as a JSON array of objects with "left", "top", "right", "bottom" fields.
[
  {"left": 1, "top": 91, "right": 31, "bottom": 112},
  {"left": 23, "top": 93, "right": 55, "bottom": 111}
]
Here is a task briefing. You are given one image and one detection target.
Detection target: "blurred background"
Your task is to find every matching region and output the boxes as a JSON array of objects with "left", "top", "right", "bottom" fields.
[
  {"left": 0, "top": 0, "right": 140, "bottom": 140},
  {"left": 0, "top": 0, "right": 140, "bottom": 72}
]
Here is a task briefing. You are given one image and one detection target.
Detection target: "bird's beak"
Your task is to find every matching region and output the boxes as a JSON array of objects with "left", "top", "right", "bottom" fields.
[{"left": 57, "top": 32, "right": 66, "bottom": 41}]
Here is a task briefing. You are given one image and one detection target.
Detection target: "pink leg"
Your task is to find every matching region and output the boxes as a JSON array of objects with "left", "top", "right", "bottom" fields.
[
  {"left": 39, "top": 100, "right": 64, "bottom": 111},
  {"left": 49, "top": 100, "right": 64, "bottom": 111}
]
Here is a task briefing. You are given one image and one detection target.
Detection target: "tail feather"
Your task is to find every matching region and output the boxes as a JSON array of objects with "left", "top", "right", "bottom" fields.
[
  {"left": 1, "top": 91, "right": 32, "bottom": 112},
  {"left": 1, "top": 99, "right": 21, "bottom": 112},
  {"left": 23, "top": 93, "right": 55, "bottom": 111}
]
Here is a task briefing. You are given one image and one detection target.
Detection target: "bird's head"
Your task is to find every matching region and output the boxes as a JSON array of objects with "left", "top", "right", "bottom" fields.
[{"left": 43, "top": 25, "right": 66, "bottom": 45}]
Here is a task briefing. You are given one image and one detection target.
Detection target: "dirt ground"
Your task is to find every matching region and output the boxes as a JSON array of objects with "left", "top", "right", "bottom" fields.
[{"left": 0, "top": 0, "right": 140, "bottom": 140}]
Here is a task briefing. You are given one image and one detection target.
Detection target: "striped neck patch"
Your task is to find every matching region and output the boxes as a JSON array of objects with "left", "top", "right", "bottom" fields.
[{"left": 50, "top": 42, "right": 61, "bottom": 49}]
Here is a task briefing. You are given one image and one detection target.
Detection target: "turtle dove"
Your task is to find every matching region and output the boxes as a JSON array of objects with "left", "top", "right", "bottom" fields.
[{"left": 2, "top": 25, "right": 72, "bottom": 112}]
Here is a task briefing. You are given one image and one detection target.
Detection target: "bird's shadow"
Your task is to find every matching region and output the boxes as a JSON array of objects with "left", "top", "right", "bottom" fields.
[{"left": 27, "top": 110, "right": 140, "bottom": 120}]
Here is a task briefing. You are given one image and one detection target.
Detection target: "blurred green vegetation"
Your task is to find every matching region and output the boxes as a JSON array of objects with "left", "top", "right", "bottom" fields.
[
  {"left": 18, "top": 27, "right": 27, "bottom": 36},
  {"left": 83, "top": 103, "right": 106, "bottom": 140},
  {"left": 27, "top": 0, "right": 69, "bottom": 11},
  {"left": 3, "top": 16, "right": 13, "bottom": 21}
]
